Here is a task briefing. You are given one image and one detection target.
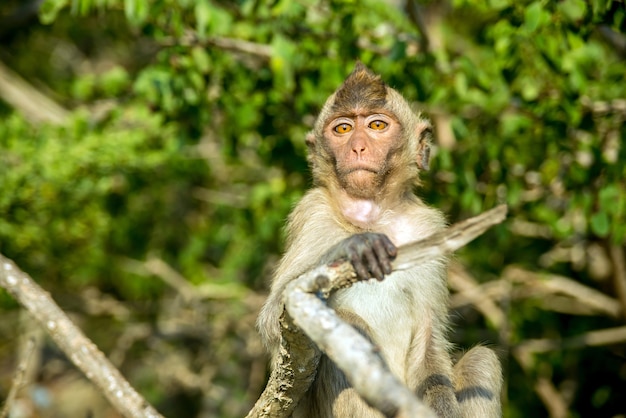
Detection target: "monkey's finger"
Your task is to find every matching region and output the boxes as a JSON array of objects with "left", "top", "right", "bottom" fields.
[
  {"left": 364, "top": 249, "right": 385, "bottom": 281},
  {"left": 350, "top": 253, "right": 371, "bottom": 281},
  {"left": 372, "top": 239, "right": 394, "bottom": 275},
  {"left": 381, "top": 235, "right": 397, "bottom": 258}
]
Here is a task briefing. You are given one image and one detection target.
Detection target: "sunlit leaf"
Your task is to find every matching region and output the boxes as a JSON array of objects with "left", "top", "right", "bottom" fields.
[
  {"left": 40, "top": 0, "right": 70, "bottom": 23},
  {"left": 590, "top": 211, "right": 610, "bottom": 237}
]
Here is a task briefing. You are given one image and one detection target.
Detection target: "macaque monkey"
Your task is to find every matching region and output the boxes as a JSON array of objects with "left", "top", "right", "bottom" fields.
[{"left": 257, "top": 63, "right": 502, "bottom": 418}]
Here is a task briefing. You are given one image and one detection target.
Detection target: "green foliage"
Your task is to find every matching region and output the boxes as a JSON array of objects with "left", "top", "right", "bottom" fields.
[{"left": 1, "top": 0, "right": 625, "bottom": 416}]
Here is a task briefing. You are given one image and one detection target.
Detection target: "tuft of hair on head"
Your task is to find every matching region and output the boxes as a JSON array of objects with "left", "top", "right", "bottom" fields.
[{"left": 331, "top": 61, "right": 387, "bottom": 114}]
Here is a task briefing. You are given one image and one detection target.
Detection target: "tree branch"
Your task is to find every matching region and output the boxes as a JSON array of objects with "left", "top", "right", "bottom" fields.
[
  {"left": 514, "top": 325, "right": 626, "bottom": 354},
  {"left": 394, "top": 204, "right": 508, "bottom": 270},
  {"left": 244, "top": 310, "right": 321, "bottom": 418},
  {"left": 160, "top": 31, "right": 272, "bottom": 59},
  {"left": 0, "top": 255, "right": 164, "bottom": 418},
  {"left": 248, "top": 204, "right": 508, "bottom": 418},
  {"left": 0, "top": 60, "right": 69, "bottom": 125},
  {"left": 608, "top": 245, "right": 626, "bottom": 321},
  {"left": 0, "top": 337, "right": 36, "bottom": 418}
]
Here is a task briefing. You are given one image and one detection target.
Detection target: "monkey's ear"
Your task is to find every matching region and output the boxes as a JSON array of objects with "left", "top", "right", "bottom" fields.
[
  {"left": 417, "top": 142, "right": 431, "bottom": 171},
  {"left": 305, "top": 132, "right": 317, "bottom": 153},
  {"left": 416, "top": 121, "right": 433, "bottom": 171},
  {"left": 305, "top": 132, "right": 316, "bottom": 146}
]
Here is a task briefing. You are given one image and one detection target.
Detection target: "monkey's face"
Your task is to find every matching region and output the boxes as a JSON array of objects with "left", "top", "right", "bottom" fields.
[{"left": 323, "top": 110, "right": 402, "bottom": 198}]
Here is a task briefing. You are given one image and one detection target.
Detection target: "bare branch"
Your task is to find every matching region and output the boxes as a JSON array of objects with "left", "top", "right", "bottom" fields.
[
  {"left": 448, "top": 263, "right": 506, "bottom": 329},
  {"left": 160, "top": 31, "right": 272, "bottom": 58},
  {"left": 0, "top": 61, "right": 69, "bottom": 125},
  {"left": 598, "top": 25, "right": 626, "bottom": 58},
  {"left": 0, "top": 337, "right": 36, "bottom": 418},
  {"left": 121, "top": 257, "right": 248, "bottom": 300},
  {"left": 608, "top": 245, "right": 626, "bottom": 320},
  {"left": 532, "top": 376, "right": 569, "bottom": 418},
  {"left": 0, "top": 254, "right": 164, "bottom": 418},
  {"left": 245, "top": 311, "right": 321, "bottom": 418},
  {"left": 394, "top": 204, "right": 508, "bottom": 270},
  {"left": 208, "top": 36, "right": 273, "bottom": 58},
  {"left": 449, "top": 279, "right": 510, "bottom": 310},
  {"left": 514, "top": 325, "right": 626, "bottom": 354},
  {"left": 505, "top": 266, "right": 622, "bottom": 319},
  {"left": 406, "top": 0, "right": 431, "bottom": 52},
  {"left": 512, "top": 324, "right": 626, "bottom": 418},
  {"left": 511, "top": 345, "right": 570, "bottom": 418},
  {"left": 284, "top": 262, "right": 438, "bottom": 418}
]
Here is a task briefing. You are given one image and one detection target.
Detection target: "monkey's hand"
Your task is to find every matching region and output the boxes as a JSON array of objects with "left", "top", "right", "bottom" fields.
[{"left": 324, "top": 233, "right": 397, "bottom": 281}]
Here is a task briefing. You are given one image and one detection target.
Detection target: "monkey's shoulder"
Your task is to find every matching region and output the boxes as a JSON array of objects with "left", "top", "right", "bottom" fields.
[{"left": 282, "top": 188, "right": 354, "bottom": 248}]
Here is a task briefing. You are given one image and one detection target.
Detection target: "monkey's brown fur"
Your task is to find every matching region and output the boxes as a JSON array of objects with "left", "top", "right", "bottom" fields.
[{"left": 258, "top": 63, "right": 502, "bottom": 418}]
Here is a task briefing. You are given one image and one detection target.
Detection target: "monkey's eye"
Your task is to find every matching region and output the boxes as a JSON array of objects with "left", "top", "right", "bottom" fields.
[
  {"left": 369, "top": 120, "right": 388, "bottom": 130},
  {"left": 334, "top": 123, "right": 353, "bottom": 134}
]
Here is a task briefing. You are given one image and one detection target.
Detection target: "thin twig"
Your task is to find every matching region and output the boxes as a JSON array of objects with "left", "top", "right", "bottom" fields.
[
  {"left": 160, "top": 31, "right": 272, "bottom": 58},
  {"left": 598, "top": 25, "right": 626, "bottom": 58},
  {"left": 514, "top": 325, "right": 626, "bottom": 354},
  {"left": 121, "top": 257, "right": 248, "bottom": 300},
  {"left": 0, "top": 61, "right": 69, "bottom": 125},
  {"left": 406, "top": 0, "right": 431, "bottom": 52},
  {"left": 0, "top": 337, "right": 36, "bottom": 418},
  {"left": 511, "top": 350, "right": 569, "bottom": 418},
  {"left": 608, "top": 245, "right": 626, "bottom": 320},
  {"left": 505, "top": 266, "right": 622, "bottom": 319},
  {"left": 448, "top": 263, "right": 506, "bottom": 328},
  {"left": 393, "top": 204, "right": 508, "bottom": 270},
  {"left": 533, "top": 377, "right": 569, "bottom": 418}
]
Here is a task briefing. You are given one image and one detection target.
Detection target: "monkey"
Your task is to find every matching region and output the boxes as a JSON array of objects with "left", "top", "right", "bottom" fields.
[{"left": 257, "top": 62, "right": 502, "bottom": 418}]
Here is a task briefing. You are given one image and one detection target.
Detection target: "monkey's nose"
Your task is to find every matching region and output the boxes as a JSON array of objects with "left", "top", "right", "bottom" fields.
[
  {"left": 350, "top": 133, "right": 368, "bottom": 157},
  {"left": 352, "top": 145, "right": 366, "bottom": 157}
]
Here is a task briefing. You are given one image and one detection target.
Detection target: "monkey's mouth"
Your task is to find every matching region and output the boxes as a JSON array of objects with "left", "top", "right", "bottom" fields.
[
  {"left": 340, "top": 163, "right": 381, "bottom": 175},
  {"left": 345, "top": 167, "right": 378, "bottom": 174}
]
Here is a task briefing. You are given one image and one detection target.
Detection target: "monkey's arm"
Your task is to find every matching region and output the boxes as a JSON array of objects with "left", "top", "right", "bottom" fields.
[{"left": 257, "top": 189, "right": 351, "bottom": 348}]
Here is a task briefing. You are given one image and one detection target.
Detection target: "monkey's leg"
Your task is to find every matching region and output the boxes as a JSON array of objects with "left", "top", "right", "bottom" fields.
[
  {"left": 411, "top": 333, "right": 462, "bottom": 418},
  {"left": 454, "top": 346, "right": 502, "bottom": 418}
]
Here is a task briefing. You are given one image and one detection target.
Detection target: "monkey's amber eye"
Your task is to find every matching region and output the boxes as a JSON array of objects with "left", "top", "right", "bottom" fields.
[
  {"left": 369, "top": 120, "right": 388, "bottom": 130},
  {"left": 334, "top": 123, "right": 352, "bottom": 134}
]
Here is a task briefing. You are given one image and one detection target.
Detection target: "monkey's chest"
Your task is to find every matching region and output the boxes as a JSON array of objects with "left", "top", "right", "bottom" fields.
[
  {"left": 328, "top": 266, "right": 444, "bottom": 381},
  {"left": 330, "top": 269, "right": 437, "bottom": 326},
  {"left": 353, "top": 212, "right": 441, "bottom": 248}
]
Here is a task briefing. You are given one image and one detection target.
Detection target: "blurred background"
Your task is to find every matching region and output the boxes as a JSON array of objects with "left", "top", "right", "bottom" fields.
[{"left": 0, "top": 0, "right": 625, "bottom": 417}]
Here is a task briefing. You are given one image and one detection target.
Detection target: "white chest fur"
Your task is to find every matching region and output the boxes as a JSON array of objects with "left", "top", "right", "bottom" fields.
[{"left": 339, "top": 196, "right": 437, "bottom": 247}]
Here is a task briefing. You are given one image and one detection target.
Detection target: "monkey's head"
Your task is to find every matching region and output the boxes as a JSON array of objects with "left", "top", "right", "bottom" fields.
[{"left": 306, "top": 62, "right": 432, "bottom": 201}]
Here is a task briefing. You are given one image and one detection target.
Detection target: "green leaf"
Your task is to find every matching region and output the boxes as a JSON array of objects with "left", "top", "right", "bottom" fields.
[
  {"left": 195, "top": 0, "right": 211, "bottom": 38},
  {"left": 271, "top": 35, "right": 296, "bottom": 92},
  {"left": 39, "top": 0, "right": 69, "bottom": 24},
  {"left": 524, "top": 2, "right": 543, "bottom": 32},
  {"left": 191, "top": 47, "right": 211, "bottom": 74},
  {"left": 558, "top": 0, "right": 587, "bottom": 22},
  {"left": 100, "top": 66, "right": 130, "bottom": 96},
  {"left": 124, "top": 0, "right": 148, "bottom": 25},
  {"left": 590, "top": 211, "right": 610, "bottom": 237}
]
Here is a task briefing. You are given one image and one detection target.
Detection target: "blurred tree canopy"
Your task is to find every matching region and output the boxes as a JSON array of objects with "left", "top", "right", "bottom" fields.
[{"left": 0, "top": 0, "right": 625, "bottom": 417}]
